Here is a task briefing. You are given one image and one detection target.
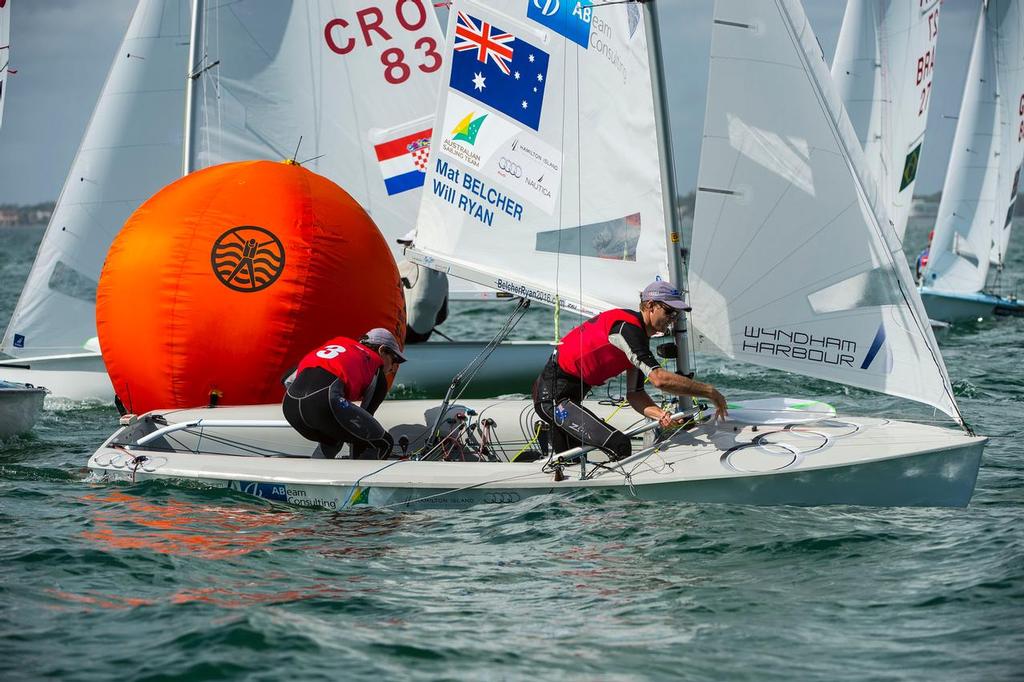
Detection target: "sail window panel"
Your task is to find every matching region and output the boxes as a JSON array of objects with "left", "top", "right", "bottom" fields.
[
  {"left": 534, "top": 214, "right": 642, "bottom": 261},
  {"left": 726, "top": 114, "right": 815, "bottom": 197},
  {"left": 806, "top": 266, "right": 903, "bottom": 315},
  {"left": 47, "top": 262, "right": 99, "bottom": 304}
]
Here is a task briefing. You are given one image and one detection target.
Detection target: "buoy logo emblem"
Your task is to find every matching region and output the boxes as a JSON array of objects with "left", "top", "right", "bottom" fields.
[{"left": 211, "top": 226, "right": 285, "bottom": 292}]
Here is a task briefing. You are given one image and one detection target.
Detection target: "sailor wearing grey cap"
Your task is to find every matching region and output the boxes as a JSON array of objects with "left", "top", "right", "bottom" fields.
[
  {"left": 532, "top": 280, "right": 727, "bottom": 462},
  {"left": 282, "top": 328, "right": 406, "bottom": 460}
]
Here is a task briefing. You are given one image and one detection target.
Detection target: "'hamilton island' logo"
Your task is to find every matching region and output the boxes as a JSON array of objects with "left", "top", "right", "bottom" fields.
[{"left": 211, "top": 225, "right": 285, "bottom": 293}]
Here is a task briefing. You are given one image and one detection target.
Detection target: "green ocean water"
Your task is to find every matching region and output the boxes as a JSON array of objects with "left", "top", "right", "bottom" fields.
[{"left": 1, "top": 219, "right": 1022, "bottom": 680}]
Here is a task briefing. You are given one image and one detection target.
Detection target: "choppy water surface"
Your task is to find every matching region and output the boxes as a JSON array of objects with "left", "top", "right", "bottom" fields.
[{"left": 1, "top": 221, "right": 1022, "bottom": 680}]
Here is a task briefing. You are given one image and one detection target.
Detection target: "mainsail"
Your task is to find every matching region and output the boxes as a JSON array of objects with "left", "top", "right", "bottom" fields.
[
  {"left": 0, "top": 0, "right": 10, "bottom": 129},
  {"left": 410, "top": 0, "right": 670, "bottom": 317},
  {"left": 689, "top": 0, "right": 961, "bottom": 424},
  {"left": 831, "top": 0, "right": 941, "bottom": 241},
  {"left": 924, "top": 1, "right": 1024, "bottom": 291},
  {"left": 1, "top": 0, "right": 187, "bottom": 358}
]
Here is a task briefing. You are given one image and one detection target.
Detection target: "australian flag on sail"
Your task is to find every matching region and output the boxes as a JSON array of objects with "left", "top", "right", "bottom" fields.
[{"left": 449, "top": 12, "right": 549, "bottom": 131}]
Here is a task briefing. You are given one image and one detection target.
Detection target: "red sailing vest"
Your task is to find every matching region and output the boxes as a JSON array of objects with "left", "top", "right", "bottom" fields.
[
  {"left": 296, "top": 336, "right": 383, "bottom": 400},
  {"left": 556, "top": 309, "right": 646, "bottom": 386}
]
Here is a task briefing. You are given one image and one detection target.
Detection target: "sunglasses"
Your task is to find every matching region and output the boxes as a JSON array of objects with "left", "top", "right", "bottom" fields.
[{"left": 657, "top": 302, "right": 681, "bottom": 320}]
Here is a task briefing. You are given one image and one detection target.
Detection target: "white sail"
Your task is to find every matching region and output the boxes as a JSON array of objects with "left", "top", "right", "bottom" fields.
[
  {"left": 1, "top": 0, "right": 188, "bottom": 358},
  {"left": 186, "top": 1, "right": 485, "bottom": 292},
  {"left": 987, "top": 0, "right": 1024, "bottom": 268},
  {"left": 0, "top": 0, "right": 10, "bottom": 129},
  {"left": 689, "top": 0, "right": 961, "bottom": 424},
  {"left": 409, "top": 0, "right": 670, "bottom": 317},
  {"left": 831, "top": 0, "right": 941, "bottom": 241},
  {"left": 924, "top": 1, "right": 1024, "bottom": 291}
]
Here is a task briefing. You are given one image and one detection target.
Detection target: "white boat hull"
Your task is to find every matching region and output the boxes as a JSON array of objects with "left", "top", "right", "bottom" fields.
[
  {"left": 87, "top": 399, "right": 986, "bottom": 509},
  {"left": 0, "top": 342, "right": 554, "bottom": 402},
  {"left": 0, "top": 382, "right": 48, "bottom": 437},
  {"left": 0, "top": 354, "right": 113, "bottom": 402}
]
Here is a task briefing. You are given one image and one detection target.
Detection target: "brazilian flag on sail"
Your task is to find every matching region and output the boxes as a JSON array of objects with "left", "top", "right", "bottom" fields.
[{"left": 899, "top": 143, "right": 922, "bottom": 192}]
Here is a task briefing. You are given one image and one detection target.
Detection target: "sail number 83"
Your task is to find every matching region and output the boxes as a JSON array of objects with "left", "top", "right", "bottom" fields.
[{"left": 324, "top": 2, "right": 442, "bottom": 85}]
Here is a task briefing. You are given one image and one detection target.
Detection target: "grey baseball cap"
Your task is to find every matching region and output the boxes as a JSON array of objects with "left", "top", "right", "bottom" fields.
[
  {"left": 641, "top": 280, "right": 691, "bottom": 310},
  {"left": 363, "top": 328, "right": 408, "bottom": 363}
]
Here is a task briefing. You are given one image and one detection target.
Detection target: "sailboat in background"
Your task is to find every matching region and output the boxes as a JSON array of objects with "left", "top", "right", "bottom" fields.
[
  {"left": 0, "top": 0, "right": 48, "bottom": 437},
  {"left": 0, "top": 0, "right": 187, "bottom": 400},
  {"left": 0, "top": 0, "right": 552, "bottom": 401},
  {"left": 0, "top": 0, "right": 10, "bottom": 128},
  {"left": 919, "top": 0, "right": 1024, "bottom": 323},
  {"left": 830, "top": 0, "right": 941, "bottom": 242},
  {"left": 88, "top": 0, "right": 985, "bottom": 510}
]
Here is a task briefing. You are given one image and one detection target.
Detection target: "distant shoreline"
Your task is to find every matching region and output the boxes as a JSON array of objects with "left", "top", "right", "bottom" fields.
[{"left": 0, "top": 202, "right": 54, "bottom": 226}]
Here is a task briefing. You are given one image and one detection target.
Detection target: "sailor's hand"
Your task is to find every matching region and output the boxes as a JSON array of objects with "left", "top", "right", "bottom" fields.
[
  {"left": 709, "top": 389, "right": 729, "bottom": 421},
  {"left": 658, "top": 410, "right": 686, "bottom": 428}
]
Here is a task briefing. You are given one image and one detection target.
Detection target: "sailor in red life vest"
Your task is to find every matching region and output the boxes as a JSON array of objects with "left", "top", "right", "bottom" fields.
[
  {"left": 533, "top": 280, "right": 729, "bottom": 462},
  {"left": 282, "top": 328, "right": 406, "bottom": 459}
]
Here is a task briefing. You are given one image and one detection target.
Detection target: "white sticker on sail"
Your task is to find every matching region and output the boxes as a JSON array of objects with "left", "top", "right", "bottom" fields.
[{"left": 438, "top": 92, "right": 562, "bottom": 213}]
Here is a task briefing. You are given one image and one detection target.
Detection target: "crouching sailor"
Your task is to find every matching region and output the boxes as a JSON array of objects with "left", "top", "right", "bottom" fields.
[
  {"left": 533, "top": 280, "right": 729, "bottom": 462},
  {"left": 283, "top": 328, "right": 407, "bottom": 459}
]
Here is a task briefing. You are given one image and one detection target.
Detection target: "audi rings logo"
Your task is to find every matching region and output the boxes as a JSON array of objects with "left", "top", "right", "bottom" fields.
[
  {"left": 498, "top": 157, "right": 523, "bottom": 178},
  {"left": 483, "top": 491, "right": 522, "bottom": 504},
  {"left": 211, "top": 225, "right": 285, "bottom": 293},
  {"left": 533, "top": 0, "right": 559, "bottom": 16}
]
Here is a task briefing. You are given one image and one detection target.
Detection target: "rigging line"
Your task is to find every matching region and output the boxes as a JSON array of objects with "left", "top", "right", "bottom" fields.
[{"left": 777, "top": 0, "right": 967, "bottom": 431}]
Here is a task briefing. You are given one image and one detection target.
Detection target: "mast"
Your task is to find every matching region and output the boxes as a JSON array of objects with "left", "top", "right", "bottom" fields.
[
  {"left": 642, "top": 0, "right": 692, "bottom": 377},
  {"left": 182, "top": 0, "right": 203, "bottom": 175}
]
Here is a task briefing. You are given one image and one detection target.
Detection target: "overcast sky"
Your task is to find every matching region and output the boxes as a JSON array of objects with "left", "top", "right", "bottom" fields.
[{"left": 0, "top": 0, "right": 981, "bottom": 204}]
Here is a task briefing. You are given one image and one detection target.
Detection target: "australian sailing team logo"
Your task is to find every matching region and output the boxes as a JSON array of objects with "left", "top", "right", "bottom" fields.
[
  {"left": 452, "top": 111, "right": 487, "bottom": 145},
  {"left": 211, "top": 225, "right": 285, "bottom": 293}
]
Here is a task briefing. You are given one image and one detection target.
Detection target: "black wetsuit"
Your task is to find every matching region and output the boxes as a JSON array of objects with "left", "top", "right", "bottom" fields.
[
  {"left": 282, "top": 366, "right": 393, "bottom": 459},
  {"left": 532, "top": 310, "right": 660, "bottom": 461}
]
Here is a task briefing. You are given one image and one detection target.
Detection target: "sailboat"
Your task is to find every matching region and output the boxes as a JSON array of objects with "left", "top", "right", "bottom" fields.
[
  {"left": 87, "top": 0, "right": 985, "bottom": 510},
  {"left": 919, "top": 0, "right": 1024, "bottom": 323},
  {"left": 0, "top": 0, "right": 10, "bottom": 128},
  {"left": 830, "top": 0, "right": 941, "bottom": 243},
  {"left": 0, "top": 0, "right": 47, "bottom": 437},
  {"left": 0, "top": 0, "right": 552, "bottom": 401},
  {"left": 0, "top": 0, "right": 188, "bottom": 400}
]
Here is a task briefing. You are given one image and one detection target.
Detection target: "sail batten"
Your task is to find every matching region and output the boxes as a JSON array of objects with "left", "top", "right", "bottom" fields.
[{"left": 690, "top": 0, "right": 961, "bottom": 425}]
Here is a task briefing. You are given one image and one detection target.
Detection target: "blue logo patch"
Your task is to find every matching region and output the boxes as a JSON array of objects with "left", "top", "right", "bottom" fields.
[
  {"left": 554, "top": 404, "right": 569, "bottom": 424},
  {"left": 13, "top": 334, "right": 25, "bottom": 348},
  {"left": 236, "top": 480, "right": 288, "bottom": 502},
  {"left": 528, "top": 0, "right": 593, "bottom": 48}
]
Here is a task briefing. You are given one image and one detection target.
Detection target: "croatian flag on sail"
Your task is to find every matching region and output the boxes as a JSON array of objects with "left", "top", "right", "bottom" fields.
[
  {"left": 374, "top": 128, "right": 432, "bottom": 196},
  {"left": 449, "top": 12, "right": 549, "bottom": 131}
]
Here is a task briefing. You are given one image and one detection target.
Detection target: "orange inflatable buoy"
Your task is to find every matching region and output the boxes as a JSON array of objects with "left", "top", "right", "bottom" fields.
[{"left": 97, "top": 160, "right": 405, "bottom": 414}]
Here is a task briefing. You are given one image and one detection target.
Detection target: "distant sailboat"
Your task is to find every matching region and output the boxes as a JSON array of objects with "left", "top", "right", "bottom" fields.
[
  {"left": 0, "top": 0, "right": 187, "bottom": 400},
  {"left": 919, "top": 0, "right": 1024, "bottom": 322},
  {"left": 0, "top": 0, "right": 10, "bottom": 128},
  {"left": 831, "top": 0, "right": 941, "bottom": 241},
  {"left": 0, "top": 0, "right": 48, "bottom": 436}
]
